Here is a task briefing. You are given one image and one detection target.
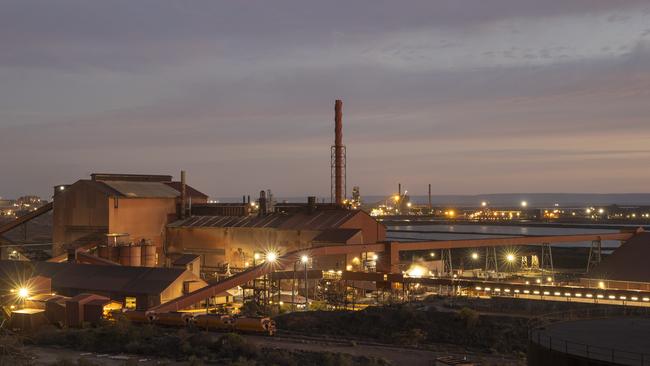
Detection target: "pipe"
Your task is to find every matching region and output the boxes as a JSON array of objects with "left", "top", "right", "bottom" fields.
[
  {"left": 334, "top": 99, "right": 344, "bottom": 205},
  {"left": 180, "top": 170, "right": 187, "bottom": 219}
]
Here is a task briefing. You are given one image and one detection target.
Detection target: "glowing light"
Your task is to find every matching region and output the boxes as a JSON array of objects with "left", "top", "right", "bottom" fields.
[
  {"left": 546, "top": 277, "right": 552, "bottom": 282},
  {"left": 520, "top": 201, "right": 528, "bottom": 207},
  {"left": 346, "top": 265, "right": 353, "bottom": 271},
  {"left": 481, "top": 201, "right": 487, "bottom": 207},
  {"left": 301, "top": 255, "right": 309, "bottom": 264},
  {"left": 506, "top": 253, "right": 515, "bottom": 262},
  {"left": 406, "top": 202, "right": 412, "bottom": 208},
  {"left": 265, "top": 251, "right": 278, "bottom": 263},
  {"left": 18, "top": 288, "right": 29, "bottom": 298},
  {"left": 471, "top": 252, "right": 479, "bottom": 260},
  {"left": 253, "top": 253, "right": 261, "bottom": 261},
  {"left": 429, "top": 252, "right": 435, "bottom": 258},
  {"left": 372, "top": 254, "right": 378, "bottom": 261},
  {"left": 598, "top": 208, "right": 605, "bottom": 214},
  {"left": 598, "top": 281, "right": 605, "bottom": 289},
  {"left": 406, "top": 264, "right": 426, "bottom": 278}
]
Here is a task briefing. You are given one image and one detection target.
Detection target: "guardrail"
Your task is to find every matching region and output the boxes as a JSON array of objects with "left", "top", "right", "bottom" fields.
[{"left": 529, "top": 307, "right": 650, "bottom": 366}]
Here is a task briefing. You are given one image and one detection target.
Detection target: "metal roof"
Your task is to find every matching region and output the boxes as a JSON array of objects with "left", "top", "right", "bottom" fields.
[
  {"left": 313, "top": 228, "right": 362, "bottom": 243},
  {"left": 102, "top": 181, "right": 180, "bottom": 198},
  {"left": 0, "top": 260, "right": 189, "bottom": 295},
  {"left": 168, "top": 209, "right": 362, "bottom": 231}
]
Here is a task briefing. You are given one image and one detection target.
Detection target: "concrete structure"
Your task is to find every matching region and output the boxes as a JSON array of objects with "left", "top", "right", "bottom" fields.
[
  {"left": 165, "top": 207, "right": 386, "bottom": 271},
  {"left": 529, "top": 317, "right": 650, "bottom": 366},
  {"left": 52, "top": 173, "right": 207, "bottom": 261}
]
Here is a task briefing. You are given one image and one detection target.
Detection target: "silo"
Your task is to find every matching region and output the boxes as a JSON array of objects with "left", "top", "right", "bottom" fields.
[
  {"left": 141, "top": 245, "right": 157, "bottom": 267},
  {"left": 119, "top": 245, "right": 142, "bottom": 267}
]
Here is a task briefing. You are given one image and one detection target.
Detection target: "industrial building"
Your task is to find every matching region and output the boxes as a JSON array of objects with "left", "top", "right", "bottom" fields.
[
  {"left": 52, "top": 172, "right": 208, "bottom": 261},
  {"left": 0, "top": 260, "right": 209, "bottom": 310},
  {"left": 165, "top": 203, "right": 386, "bottom": 271}
]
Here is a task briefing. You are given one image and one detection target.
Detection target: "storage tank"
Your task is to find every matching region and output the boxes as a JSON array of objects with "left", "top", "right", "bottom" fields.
[
  {"left": 141, "top": 245, "right": 157, "bottom": 267},
  {"left": 98, "top": 246, "right": 120, "bottom": 262},
  {"left": 119, "top": 245, "right": 142, "bottom": 267}
]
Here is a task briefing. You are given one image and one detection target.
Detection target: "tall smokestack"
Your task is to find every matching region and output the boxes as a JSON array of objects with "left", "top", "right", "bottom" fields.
[
  {"left": 398, "top": 183, "right": 401, "bottom": 197},
  {"left": 334, "top": 99, "right": 344, "bottom": 205},
  {"left": 428, "top": 184, "right": 432, "bottom": 209}
]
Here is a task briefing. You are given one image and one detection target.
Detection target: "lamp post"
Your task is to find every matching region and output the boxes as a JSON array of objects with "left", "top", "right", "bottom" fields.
[{"left": 301, "top": 255, "right": 309, "bottom": 310}]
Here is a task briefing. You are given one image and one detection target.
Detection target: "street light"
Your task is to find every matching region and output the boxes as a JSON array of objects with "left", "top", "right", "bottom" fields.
[
  {"left": 521, "top": 201, "right": 528, "bottom": 208},
  {"left": 506, "top": 253, "right": 515, "bottom": 262},
  {"left": 471, "top": 252, "right": 479, "bottom": 260},
  {"left": 17, "top": 287, "right": 29, "bottom": 298},
  {"left": 266, "top": 251, "right": 278, "bottom": 263}
]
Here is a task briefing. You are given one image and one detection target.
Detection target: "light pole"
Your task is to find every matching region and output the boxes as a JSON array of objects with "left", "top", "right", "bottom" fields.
[{"left": 301, "top": 255, "right": 309, "bottom": 310}]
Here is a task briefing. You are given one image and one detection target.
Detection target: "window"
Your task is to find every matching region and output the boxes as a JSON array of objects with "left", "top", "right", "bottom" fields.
[{"left": 125, "top": 297, "right": 136, "bottom": 310}]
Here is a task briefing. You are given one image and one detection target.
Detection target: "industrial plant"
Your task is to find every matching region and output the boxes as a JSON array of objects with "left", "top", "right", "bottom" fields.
[{"left": 2, "top": 100, "right": 650, "bottom": 366}]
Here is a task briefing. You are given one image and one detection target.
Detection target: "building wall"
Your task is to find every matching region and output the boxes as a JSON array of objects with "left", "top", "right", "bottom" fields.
[
  {"left": 339, "top": 211, "right": 386, "bottom": 244},
  {"left": 166, "top": 226, "right": 321, "bottom": 269},
  {"left": 108, "top": 197, "right": 177, "bottom": 260},
  {"left": 52, "top": 182, "right": 110, "bottom": 256},
  {"left": 160, "top": 270, "right": 208, "bottom": 305}
]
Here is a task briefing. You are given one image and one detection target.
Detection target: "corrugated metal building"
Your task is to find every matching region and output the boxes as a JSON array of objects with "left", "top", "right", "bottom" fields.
[
  {"left": 52, "top": 173, "right": 208, "bottom": 260},
  {"left": 166, "top": 208, "right": 386, "bottom": 271}
]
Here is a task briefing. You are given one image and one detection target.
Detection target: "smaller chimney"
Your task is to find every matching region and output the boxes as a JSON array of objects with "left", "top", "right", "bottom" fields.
[
  {"left": 258, "top": 190, "right": 267, "bottom": 217},
  {"left": 180, "top": 170, "right": 187, "bottom": 219},
  {"left": 243, "top": 195, "right": 246, "bottom": 204},
  {"left": 428, "top": 184, "right": 432, "bottom": 209},
  {"left": 307, "top": 196, "right": 317, "bottom": 214},
  {"left": 398, "top": 183, "right": 401, "bottom": 197}
]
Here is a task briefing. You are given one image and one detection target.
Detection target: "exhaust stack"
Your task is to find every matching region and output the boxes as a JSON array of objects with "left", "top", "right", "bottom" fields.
[{"left": 331, "top": 100, "right": 346, "bottom": 205}]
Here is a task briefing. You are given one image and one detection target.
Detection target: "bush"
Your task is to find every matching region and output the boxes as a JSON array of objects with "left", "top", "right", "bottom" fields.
[{"left": 458, "top": 307, "right": 479, "bottom": 329}]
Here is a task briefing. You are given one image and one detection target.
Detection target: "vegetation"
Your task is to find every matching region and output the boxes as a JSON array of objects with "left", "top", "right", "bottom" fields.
[
  {"left": 27, "top": 319, "right": 389, "bottom": 366},
  {"left": 275, "top": 304, "right": 529, "bottom": 353}
]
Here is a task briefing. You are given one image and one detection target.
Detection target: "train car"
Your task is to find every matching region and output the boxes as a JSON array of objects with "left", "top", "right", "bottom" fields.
[
  {"left": 152, "top": 312, "right": 194, "bottom": 327},
  {"left": 123, "top": 310, "right": 153, "bottom": 324},
  {"left": 233, "top": 316, "right": 276, "bottom": 336},
  {"left": 194, "top": 314, "right": 235, "bottom": 332}
]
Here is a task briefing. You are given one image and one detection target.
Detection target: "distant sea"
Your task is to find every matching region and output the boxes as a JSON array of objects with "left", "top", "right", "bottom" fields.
[
  {"left": 385, "top": 224, "right": 621, "bottom": 248},
  {"left": 216, "top": 193, "right": 650, "bottom": 207}
]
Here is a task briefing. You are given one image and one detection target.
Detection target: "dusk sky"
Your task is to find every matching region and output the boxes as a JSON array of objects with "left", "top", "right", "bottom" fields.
[{"left": 2, "top": 0, "right": 650, "bottom": 199}]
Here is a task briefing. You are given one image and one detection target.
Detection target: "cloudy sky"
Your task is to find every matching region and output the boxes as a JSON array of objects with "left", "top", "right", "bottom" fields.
[{"left": 1, "top": 0, "right": 650, "bottom": 199}]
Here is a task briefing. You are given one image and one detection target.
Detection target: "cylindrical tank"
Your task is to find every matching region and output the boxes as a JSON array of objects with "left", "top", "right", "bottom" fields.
[
  {"left": 141, "top": 245, "right": 156, "bottom": 267},
  {"left": 119, "top": 245, "right": 142, "bottom": 267},
  {"left": 99, "top": 246, "right": 120, "bottom": 262},
  {"left": 98, "top": 246, "right": 110, "bottom": 260},
  {"left": 194, "top": 314, "right": 234, "bottom": 331}
]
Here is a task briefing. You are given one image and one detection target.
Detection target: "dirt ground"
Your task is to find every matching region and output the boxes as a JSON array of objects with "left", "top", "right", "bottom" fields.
[{"left": 22, "top": 334, "right": 525, "bottom": 366}]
